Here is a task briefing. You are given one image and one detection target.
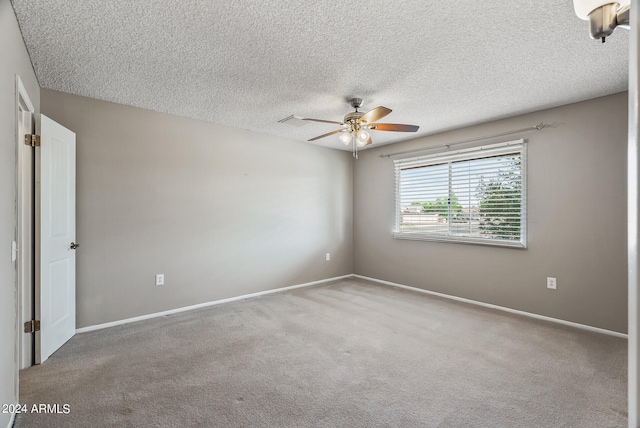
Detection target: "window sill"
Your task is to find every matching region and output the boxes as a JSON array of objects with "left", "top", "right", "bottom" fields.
[{"left": 393, "top": 232, "right": 527, "bottom": 249}]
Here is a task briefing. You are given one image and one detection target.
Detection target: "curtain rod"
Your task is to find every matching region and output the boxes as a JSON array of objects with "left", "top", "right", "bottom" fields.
[{"left": 378, "top": 123, "right": 549, "bottom": 158}]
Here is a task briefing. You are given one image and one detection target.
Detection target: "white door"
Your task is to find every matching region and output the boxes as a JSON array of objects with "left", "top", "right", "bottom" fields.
[{"left": 36, "top": 115, "right": 76, "bottom": 364}]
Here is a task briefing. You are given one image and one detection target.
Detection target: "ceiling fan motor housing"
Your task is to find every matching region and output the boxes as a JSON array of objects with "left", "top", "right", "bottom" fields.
[{"left": 344, "top": 111, "right": 365, "bottom": 123}]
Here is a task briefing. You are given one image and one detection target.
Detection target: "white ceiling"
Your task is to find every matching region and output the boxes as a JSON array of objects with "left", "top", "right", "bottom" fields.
[{"left": 10, "top": 0, "right": 629, "bottom": 151}]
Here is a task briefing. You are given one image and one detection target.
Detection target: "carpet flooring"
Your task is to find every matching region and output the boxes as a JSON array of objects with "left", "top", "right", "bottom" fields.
[{"left": 15, "top": 278, "right": 627, "bottom": 427}]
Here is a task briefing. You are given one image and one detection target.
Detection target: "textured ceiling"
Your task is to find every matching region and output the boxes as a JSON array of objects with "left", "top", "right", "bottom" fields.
[{"left": 10, "top": 0, "right": 629, "bottom": 151}]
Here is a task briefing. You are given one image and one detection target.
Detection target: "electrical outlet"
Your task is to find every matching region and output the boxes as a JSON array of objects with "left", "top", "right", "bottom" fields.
[
  {"left": 155, "top": 274, "right": 165, "bottom": 286},
  {"left": 547, "top": 277, "right": 557, "bottom": 290},
  {"left": 326, "top": 253, "right": 330, "bottom": 261}
]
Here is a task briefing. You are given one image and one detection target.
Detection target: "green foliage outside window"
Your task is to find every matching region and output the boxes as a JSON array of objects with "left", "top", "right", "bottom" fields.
[{"left": 475, "top": 156, "right": 522, "bottom": 239}]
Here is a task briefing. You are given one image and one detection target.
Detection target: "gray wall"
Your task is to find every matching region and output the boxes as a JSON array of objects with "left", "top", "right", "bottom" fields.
[
  {"left": 353, "top": 92, "right": 628, "bottom": 333},
  {"left": 0, "top": 1, "right": 40, "bottom": 426},
  {"left": 41, "top": 89, "right": 354, "bottom": 328}
]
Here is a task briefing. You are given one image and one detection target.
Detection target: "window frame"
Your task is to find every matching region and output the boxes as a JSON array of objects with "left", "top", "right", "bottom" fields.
[{"left": 393, "top": 139, "right": 527, "bottom": 248}]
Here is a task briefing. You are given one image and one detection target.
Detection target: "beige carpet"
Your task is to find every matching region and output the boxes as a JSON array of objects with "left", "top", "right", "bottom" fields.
[{"left": 15, "top": 278, "right": 627, "bottom": 427}]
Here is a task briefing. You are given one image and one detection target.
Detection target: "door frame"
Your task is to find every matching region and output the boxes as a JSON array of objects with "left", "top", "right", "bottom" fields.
[
  {"left": 629, "top": 3, "right": 640, "bottom": 426},
  {"left": 15, "top": 75, "right": 35, "bottom": 369}
]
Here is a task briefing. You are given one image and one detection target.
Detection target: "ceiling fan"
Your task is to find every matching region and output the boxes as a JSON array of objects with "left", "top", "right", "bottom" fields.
[{"left": 302, "top": 98, "right": 419, "bottom": 151}]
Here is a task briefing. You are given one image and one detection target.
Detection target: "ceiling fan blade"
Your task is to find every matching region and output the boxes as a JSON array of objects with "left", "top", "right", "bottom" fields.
[
  {"left": 368, "top": 123, "right": 419, "bottom": 132},
  {"left": 358, "top": 106, "right": 392, "bottom": 124},
  {"left": 302, "top": 118, "right": 345, "bottom": 125},
  {"left": 308, "top": 129, "right": 344, "bottom": 141}
]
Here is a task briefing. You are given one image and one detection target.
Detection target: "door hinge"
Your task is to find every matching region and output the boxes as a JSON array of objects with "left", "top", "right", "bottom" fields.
[
  {"left": 24, "top": 320, "right": 40, "bottom": 333},
  {"left": 24, "top": 134, "right": 40, "bottom": 147}
]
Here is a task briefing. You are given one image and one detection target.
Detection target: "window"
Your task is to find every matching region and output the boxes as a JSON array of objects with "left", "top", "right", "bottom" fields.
[{"left": 394, "top": 139, "right": 526, "bottom": 248}]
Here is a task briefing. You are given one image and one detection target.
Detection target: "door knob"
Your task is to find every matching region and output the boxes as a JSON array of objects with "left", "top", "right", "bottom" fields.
[{"left": 70, "top": 242, "right": 79, "bottom": 250}]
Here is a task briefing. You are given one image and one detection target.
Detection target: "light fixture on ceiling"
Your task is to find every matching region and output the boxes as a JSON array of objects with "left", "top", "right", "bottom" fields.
[
  {"left": 339, "top": 132, "right": 353, "bottom": 145},
  {"left": 338, "top": 107, "right": 372, "bottom": 150},
  {"left": 573, "top": 0, "right": 630, "bottom": 42},
  {"left": 356, "top": 129, "right": 370, "bottom": 147},
  {"left": 338, "top": 126, "right": 371, "bottom": 147}
]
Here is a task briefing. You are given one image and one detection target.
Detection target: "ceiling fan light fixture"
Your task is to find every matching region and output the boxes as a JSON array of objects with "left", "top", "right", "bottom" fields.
[
  {"left": 339, "top": 132, "right": 353, "bottom": 145},
  {"left": 356, "top": 129, "right": 370, "bottom": 147},
  {"left": 573, "top": 0, "right": 627, "bottom": 20},
  {"left": 572, "top": 0, "right": 630, "bottom": 41}
]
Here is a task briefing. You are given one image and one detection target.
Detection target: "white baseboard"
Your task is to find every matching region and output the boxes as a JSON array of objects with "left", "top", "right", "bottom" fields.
[
  {"left": 7, "top": 410, "right": 16, "bottom": 428},
  {"left": 76, "top": 273, "right": 627, "bottom": 339},
  {"left": 354, "top": 274, "right": 628, "bottom": 339},
  {"left": 76, "top": 275, "right": 352, "bottom": 334}
]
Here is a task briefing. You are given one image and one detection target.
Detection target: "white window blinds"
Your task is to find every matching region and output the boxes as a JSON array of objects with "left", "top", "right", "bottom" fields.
[{"left": 394, "top": 139, "right": 526, "bottom": 247}]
